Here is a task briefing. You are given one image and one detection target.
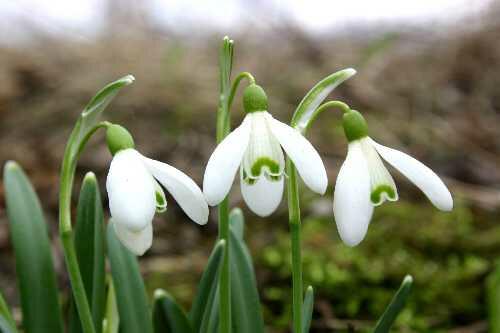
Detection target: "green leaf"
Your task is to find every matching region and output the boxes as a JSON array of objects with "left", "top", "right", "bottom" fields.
[
  {"left": 302, "top": 286, "right": 314, "bottom": 333},
  {"left": 65, "top": 75, "right": 134, "bottom": 163},
  {"left": 291, "top": 68, "right": 356, "bottom": 133},
  {"left": 69, "top": 172, "right": 106, "bottom": 333},
  {"left": 3, "top": 161, "right": 64, "bottom": 333},
  {"left": 0, "top": 290, "right": 17, "bottom": 333},
  {"left": 189, "top": 240, "right": 225, "bottom": 332},
  {"left": 229, "top": 208, "right": 265, "bottom": 333},
  {"left": 229, "top": 208, "right": 244, "bottom": 240},
  {"left": 373, "top": 275, "right": 413, "bottom": 333},
  {"left": 487, "top": 263, "right": 500, "bottom": 333},
  {"left": 153, "top": 290, "right": 192, "bottom": 333},
  {"left": 103, "top": 277, "right": 119, "bottom": 333},
  {"left": 106, "top": 223, "right": 153, "bottom": 333}
]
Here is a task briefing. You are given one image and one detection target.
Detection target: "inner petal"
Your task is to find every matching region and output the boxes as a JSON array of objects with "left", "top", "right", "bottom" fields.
[
  {"left": 359, "top": 138, "right": 398, "bottom": 206},
  {"left": 242, "top": 112, "right": 285, "bottom": 179}
]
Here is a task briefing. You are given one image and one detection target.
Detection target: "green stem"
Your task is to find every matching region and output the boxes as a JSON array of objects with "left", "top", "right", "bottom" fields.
[
  {"left": 216, "top": 55, "right": 255, "bottom": 332},
  {"left": 286, "top": 158, "right": 303, "bottom": 333},
  {"left": 59, "top": 122, "right": 109, "bottom": 333},
  {"left": 302, "top": 100, "right": 350, "bottom": 134}
]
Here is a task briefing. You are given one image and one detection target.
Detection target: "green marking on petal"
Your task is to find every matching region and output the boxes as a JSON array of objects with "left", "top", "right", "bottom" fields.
[
  {"left": 371, "top": 184, "right": 397, "bottom": 205},
  {"left": 155, "top": 187, "right": 167, "bottom": 213},
  {"left": 250, "top": 157, "right": 281, "bottom": 177}
]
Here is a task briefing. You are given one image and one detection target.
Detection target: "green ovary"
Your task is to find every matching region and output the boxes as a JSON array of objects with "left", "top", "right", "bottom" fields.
[{"left": 370, "top": 184, "right": 397, "bottom": 205}]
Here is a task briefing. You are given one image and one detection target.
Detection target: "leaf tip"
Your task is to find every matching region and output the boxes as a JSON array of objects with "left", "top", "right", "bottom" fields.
[
  {"left": 82, "top": 171, "right": 97, "bottom": 184},
  {"left": 4, "top": 160, "right": 20, "bottom": 172},
  {"left": 344, "top": 68, "right": 357, "bottom": 77},
  {"left": 123, "top": 74, "right": 135, "bottom": 85},
  {"left": 306, "top": 285, "right": 314, "bottom": 293},
  {"left": 154, "top": 289, "right": 168, "bottom": 300},
  {"left": 403, "top": 275, "right": 413, "bottom": 285}
]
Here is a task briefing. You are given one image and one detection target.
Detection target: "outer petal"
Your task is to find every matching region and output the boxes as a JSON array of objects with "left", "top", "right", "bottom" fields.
[
  {"left": 333, "top": 142, "right": 373, "bottom": 246},
  {"left": 267, "top": 114, "right": 327, "bottom": 194},
  {"left": 371, "top": 139, "right": 453, "bottom": 211},
  {"left": 106, "top": 149, "right": 156, "bottom": 232},
  {"left": 142, "top": 156, "right": 209, "bottom": 225},
  {"left": 112, "top": 220, "right": 152, "bottom": 256},
  {"left": 203, "top": 116, "right": 251, "bottom": 205},
  {"left": 240, "top": 171, "right": 284, "bottom": 217}
]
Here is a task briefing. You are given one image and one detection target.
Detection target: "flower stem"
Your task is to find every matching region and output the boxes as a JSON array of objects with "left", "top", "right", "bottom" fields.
[
  {"left": 217, "top": 37, "right": 234, "bottom": 333},
  {"left": 59, "top": 122, "right": 109, "bottom": 333},
  {"left": 286, "top": 157, "right": 303, "bottom": 333},
  {"left": 217, "top": 36, "right": 255, "bottom": 333}
]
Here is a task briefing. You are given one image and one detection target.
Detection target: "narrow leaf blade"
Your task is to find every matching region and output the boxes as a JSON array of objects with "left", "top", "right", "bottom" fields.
[
  {"left": 0, "top": 290, "right": 17, "bottom": 333},
  {"left": 229, "top": 208, "right": 265, "bottom": 333},
  {"left": 3, "top": 161, "right": 63, "bottom": 333},
  {"left": 189, "top": 240, "right": 225, "bottom": 332},
  {"left": 291, "top": 68, "right": 356, "bottom": 133},
  {"left": 373, "top": 275, "right": 413, "bottom": 333},
  {"left": 487, "top": 263, "right": 500, "bottom": 333},
  {"left": 69, "top": 172, "right": 106, "bottom": 333},
  {"left": 302, "top": 286, "right": 314, "bottom": 333},
  {"left": 107, "top": 223, "right": 153, "bottom": 333},
  {"left": 153, "top": 290, "right": 192, "bottom": 333},
  {"left": 102, "top": 276, "right": 119, "bottom": 333}
]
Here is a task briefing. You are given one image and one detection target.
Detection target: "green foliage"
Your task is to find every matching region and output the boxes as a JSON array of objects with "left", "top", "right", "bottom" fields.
[
  {"left": 0, "top": 290, "right": 17, "bottom": 333},
  {"left": 153, "top": 290, "right": 192, "bottom": 333},
  {"left": 302, "top": 286, "right": 314, "bottom": 333},
  {"left": 107, "top": 224, "right": 153, "bottom": 333},
  {"left": 487, "top": 262, "right": 500, "bottom": 333},
  {"left": 69, "top": 173, "right": 106, "bottom": 333},
  {"left": 259, "top": 199, "right": 490, "bottom": 331},
  {"left": 374, "top": 275, "right": 413, "bottom": 333},
  {"left": 190, "top": 240, "right": 225, "bottom": 332},
  {"left": 3, "top": 161, "right": 64, "bottom": 333},
  {"left": 228, "top": 208, "right": 265, "bottom": 333}
]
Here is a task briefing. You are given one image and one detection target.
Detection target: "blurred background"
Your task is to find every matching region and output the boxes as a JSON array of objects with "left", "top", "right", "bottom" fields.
[{"left": 1, "top": 0, "right": 500, "bottom": 332}]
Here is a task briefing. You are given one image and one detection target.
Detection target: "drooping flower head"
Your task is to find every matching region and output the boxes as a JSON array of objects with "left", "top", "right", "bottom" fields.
[
  {"left": 105, "top": 124, "right": 209, "bottom": 255},
  {"left": 333, "top": 109, "right": 453, "bottom": 246},
  {"left": 203, "top": 84, "right": 327, "bottom": 216}
]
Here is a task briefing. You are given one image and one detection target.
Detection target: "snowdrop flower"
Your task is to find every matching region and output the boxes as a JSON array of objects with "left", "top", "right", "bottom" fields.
[
  {"left": 105, "top": 124, "right": 209, "bottom": 255},
  {"left": 333, "top": 110, "right": 453, "bottom": 246},
  {"left": 203, "top": 84, "right": 327, "bottom": 216}
]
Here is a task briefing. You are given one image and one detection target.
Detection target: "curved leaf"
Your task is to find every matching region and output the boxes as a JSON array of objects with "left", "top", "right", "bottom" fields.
[
  {"left": 291, "top": 68, "right": 356, "bottom": 133},
  {"left": 488, "top": 263, "right": 500, "bottom": 333},
  {"left": 189, "top": 240, "right": 225, "bottom": 332},
  {"left": 153, "top": 290, "right": 192, "bottom": 333},
  {"left": 0, "top": 290, "right": 16, "bottom": 333},
  {"left": 106, "top": 223, "right": 153, "bottom": 333},
  {"left": 102, "top": 277, "right": 119, "bottom": 333},
  {"left": 3, "top": 161, "right": 63, "bottom": 333},
  {"left": 302, "top": 286, "right": 314, "bottom": 333},
  {"left": 373, "top": 275, "right": 413, "bottom": 333},
  {"left": 69, "top": 172, "right": 105, "bottom": 333},
  {"left": 66, "top": 75, "right": 135, "bottom": 162},
  {"left": 229, "top": 208, "right": 265, "bottom": 333}
]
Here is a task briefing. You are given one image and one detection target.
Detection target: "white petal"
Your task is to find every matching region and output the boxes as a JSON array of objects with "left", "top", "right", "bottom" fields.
[
  {"left": 240, "top": 170, "right": 284, "bottom": 217},
  {"left": 242, "top": 112, "right": 285, "bottom": 179},
  {"left": 142, "top": 156, "right": 209, "bottom": 225},
  {"left": 359, "top": 138, "right": 398, "bottom": 206},
  {"left": 112, "top": 221, "right": 152, "bottom": 256},
  {"left": 106, "top": 149, "right": 156, "bottom": 232},
  {"left": 333, "top": 142, "right": 373, "bottom": 246},
  {"left": 371, "top": 139, "right": 453, "bottom": 211},
  {"left": 203, "top": 116, "right": 251, "bottom": 206},
  {"left": 267, "top": 114, "right": 328, "bottom": 194}
]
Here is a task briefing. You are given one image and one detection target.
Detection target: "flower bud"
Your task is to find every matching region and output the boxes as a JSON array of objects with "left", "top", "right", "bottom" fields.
[
  {"left": 106, "top": 124, "right": 135, "bottom": 155},
  {"left": 342, "top": 110, "right": 368, "bottom": 142},
  {"left": 243, "top": 84, "right": 268, "bottom": 114}
]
